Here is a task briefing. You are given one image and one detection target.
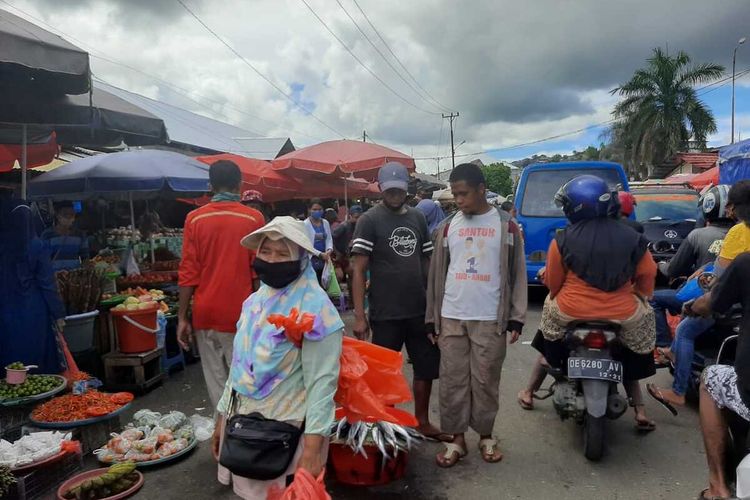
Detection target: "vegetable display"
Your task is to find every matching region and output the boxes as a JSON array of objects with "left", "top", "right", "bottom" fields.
[
  {"left": 0, "top": 465, "right": 16, "bottom": 497},
  {"left": 0, "top": 375, "right": 63, "bottom": 401},
  {"left": 31, "top": 391, "right": 133, "bottom": 423},
  {"left": 94, "top": 410, "right": 194, "bottom": 465},
  {"left": 61, "top": 461, "right": 139, "bottom": 499},
  {"left": 6, "top": 362, "right": 24, "bottom": 370}
]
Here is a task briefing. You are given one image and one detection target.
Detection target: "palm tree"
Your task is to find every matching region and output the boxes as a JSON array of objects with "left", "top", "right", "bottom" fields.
[{"left": 611, "top": 48, "right": 724, "bottom": 178}]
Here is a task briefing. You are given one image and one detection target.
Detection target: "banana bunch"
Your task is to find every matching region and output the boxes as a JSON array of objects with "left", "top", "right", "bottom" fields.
[{"left": 63, "top": 461, "right": 138, "bottom": 499}]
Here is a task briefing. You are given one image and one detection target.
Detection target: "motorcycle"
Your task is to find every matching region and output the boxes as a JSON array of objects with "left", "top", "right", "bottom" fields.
[{"left": 545, "top": 322, "right": 629, "bottom": 461}]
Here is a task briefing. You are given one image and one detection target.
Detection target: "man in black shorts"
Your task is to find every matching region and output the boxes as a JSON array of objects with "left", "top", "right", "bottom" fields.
[{"left": 351, "top": 162, "right": 449, "bottom": 442}]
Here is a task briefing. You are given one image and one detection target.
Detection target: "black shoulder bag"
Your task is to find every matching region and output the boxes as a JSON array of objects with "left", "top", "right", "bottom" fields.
[{"left": 219, "top": 389, "right": 304, "bottom": 480}]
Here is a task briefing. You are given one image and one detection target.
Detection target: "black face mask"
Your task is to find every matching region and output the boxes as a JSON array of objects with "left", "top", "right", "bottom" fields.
[{"left": 252, "top": 258, "right": 303, "bottom": 289}]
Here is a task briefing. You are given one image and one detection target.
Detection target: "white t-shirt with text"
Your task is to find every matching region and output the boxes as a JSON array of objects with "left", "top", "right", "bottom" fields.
[{"left": 441, "top": 209, "right": 504, "bottom": 321}]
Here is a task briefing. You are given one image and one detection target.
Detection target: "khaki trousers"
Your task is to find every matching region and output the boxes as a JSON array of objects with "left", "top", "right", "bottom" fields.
[
  {"left": 438, "top": 318, "right": 507, "bottom": 435},
  {"left": 195, "top": 329, "right": 235, "bottom": 411}
]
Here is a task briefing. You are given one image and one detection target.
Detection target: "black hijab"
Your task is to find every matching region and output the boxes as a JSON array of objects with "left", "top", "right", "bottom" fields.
[{"left": 556, "top": 216, "right": 648, "bottom": 292}]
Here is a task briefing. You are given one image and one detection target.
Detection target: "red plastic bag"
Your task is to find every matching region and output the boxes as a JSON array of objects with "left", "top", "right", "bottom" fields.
[
  {"left": 267, "top": 469, "right": 330, "bottom": 500},
  {"left": 267, "top": 308, "right": 316, "bottom": 347}
]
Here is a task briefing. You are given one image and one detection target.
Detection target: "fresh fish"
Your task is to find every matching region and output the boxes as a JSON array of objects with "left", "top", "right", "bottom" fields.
[
  {"left": 356, "top": 423, "right": 370, "bottom": 458},
  {"left": 379, "top": 421, "right": 398, "bottom": 446},
  {"left": 335, "top": 417, "right": 348, "bottom": 440},
  {"left": 391, "top": 424, "right": 413, "bottom": 449}
]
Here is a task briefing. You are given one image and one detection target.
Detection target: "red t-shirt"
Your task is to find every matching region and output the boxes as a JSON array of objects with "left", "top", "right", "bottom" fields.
[{"left": 179, "top": 202, "right": 264, "bottom": 333}]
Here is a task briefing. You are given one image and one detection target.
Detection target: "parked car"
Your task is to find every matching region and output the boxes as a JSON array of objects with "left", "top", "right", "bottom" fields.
[
  {"left": 630, "top": 184, "right": 700, "bottom": 271},
  {"left": 514, "top": 161, "right": 630, "bottom": 284}
]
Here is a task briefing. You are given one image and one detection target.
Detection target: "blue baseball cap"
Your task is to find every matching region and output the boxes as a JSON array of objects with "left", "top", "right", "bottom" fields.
[
  {"left": 349, "top": 204, "right": 363, "bottom": 215},
  {"left": 378, "top": 162, "right": 410, "bottom": 192}
]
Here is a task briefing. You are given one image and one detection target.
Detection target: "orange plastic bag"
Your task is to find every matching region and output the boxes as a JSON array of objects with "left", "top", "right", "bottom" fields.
[
  {"left": 58, "top": 331, "right": 84, "bottom": 381},
  {"left": 266, "top": 469, "right": 330, "bottom": 500},
  {"left": 267, "top": 308, "right": 316, "bottom": 348},
  {"left": 335, "top": 338, "right": 416, "bottom": 426}
]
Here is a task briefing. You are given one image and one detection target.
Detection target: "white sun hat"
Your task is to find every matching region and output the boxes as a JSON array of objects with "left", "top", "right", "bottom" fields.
[{"left": 240, "top": 216, "right": 320, "bottom": 256}]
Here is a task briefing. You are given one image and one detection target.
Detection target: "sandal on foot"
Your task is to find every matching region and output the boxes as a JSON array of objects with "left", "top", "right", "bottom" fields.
[
  {"left": 478, "top": 438, "right": 504, "bottom": 463},
  {"left": 646, "top": 383, "right": 679, "bottom": 417},
  {"left": 436, "top": 443, "right": 467, "bottom": 468}
]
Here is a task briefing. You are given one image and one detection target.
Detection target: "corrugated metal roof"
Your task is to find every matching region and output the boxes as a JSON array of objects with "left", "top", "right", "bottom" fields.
[{"left": 95, "top": 82, "right": 294, "bottom": 159}]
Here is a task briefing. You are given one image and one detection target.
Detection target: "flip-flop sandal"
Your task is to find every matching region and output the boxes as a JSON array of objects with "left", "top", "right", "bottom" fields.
[
  {"left": 635, "top": 417, "right": 656, "bottom": 432},
  {"left": 646, "top": 383, "right": 679, "bottom": 417},
  {"left": 478, "top": 438, "right": 504, "bottom": 463},
  {"left": 423, "top": 431, "right": 455, "bottom": 443},
  {"left": 436, "top": 443, "right": 467, "bottom": 468}
]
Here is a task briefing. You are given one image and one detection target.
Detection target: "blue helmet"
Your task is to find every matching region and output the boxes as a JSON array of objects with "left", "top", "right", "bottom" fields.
[{"left": 554, "top": 175, "right": 611, "bottom": 224}]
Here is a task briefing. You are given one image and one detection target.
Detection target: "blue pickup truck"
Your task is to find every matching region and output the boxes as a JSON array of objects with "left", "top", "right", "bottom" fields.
[{"left": 513, "top": 161, "right": 630, "bottom": 285}]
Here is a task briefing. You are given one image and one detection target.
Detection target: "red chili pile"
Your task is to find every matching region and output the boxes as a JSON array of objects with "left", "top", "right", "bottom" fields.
[{"left": 32, "top": 391, "right": 134, "bottom": 422}]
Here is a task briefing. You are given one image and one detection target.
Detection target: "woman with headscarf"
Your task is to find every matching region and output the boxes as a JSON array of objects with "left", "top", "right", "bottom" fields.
[
  {"left": 0, "top": 201, "right": 66, "bottom": 373},
  {"left": 212, "top": 216, "right": 344, "bottom": 499},
  {"left": 416, "top": 198, "right": 446, "bottom": 237}
]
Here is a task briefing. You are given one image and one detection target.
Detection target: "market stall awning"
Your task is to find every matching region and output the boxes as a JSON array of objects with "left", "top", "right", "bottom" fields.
[
  {"left": 0, "top": 8, "right": 90, "bottom": 96},
  {"left": 690, "top": 166, "right": 719, "bottom": 190},
  {"left": 197, "top": 153, "right": 301, "bottom": 202},
  {"left": 272, "top": 140, "right": 415, "bottom": 181},
  {"left": 0, "top": 87, "right": 168, "bottom": 147},
  {"left": 719, "top": 138, "right": 750, "bottom": 185},
  {"left": 0, "top": 131, "right": 58, "bottom": 172},
  {"left": 28, "top": 149, "right": 209, "bottom": 201}
]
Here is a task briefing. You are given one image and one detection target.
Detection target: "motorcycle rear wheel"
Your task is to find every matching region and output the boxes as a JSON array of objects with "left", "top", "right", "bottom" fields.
[{"left": 583, "top": 414, "right": 606, "bottom": 461}]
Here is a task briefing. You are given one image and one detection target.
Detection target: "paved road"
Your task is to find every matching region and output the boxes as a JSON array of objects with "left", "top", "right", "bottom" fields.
[{"left": 118, "top": 294, "right": 708, "bottom": 499}]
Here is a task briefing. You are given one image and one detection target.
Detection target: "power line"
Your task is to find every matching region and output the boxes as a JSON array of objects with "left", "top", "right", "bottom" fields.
[
  {"left": 350, "top": 0, "right": 455, "bottom": 112},
  {"left": 334, "top": 0, "right": 446, "bottom": 113},
  {"left": 175, "top": 0, "right": 347, "bottom": 138},
  {"left": 0, "top": 0, "right": 329, "bottom": 142},
  {"left": 298, "top": 0, "right": 441, "bottom": 116}
]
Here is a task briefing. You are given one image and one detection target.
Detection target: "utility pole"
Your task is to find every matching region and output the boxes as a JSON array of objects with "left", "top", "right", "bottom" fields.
[
  {"left": 442, "top": 112, "right": 459, "bottom": 169},
  {"left": 362, "top": 130, "right": 368, "bottom": 142},
  {"left": 732, "top": 37, "right": 746, "bottom": 144}
]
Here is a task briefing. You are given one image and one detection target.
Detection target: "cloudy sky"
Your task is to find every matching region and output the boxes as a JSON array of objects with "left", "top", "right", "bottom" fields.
[{"left": 5, "top": 0, "right": 750, "bottom": 172}]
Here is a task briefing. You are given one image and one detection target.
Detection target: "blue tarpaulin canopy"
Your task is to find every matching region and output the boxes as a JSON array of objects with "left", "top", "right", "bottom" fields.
[
  {"left": 719, "top": 138, "right": 750, "bottom": 185},
  {"left": 28, "top": 149, "right": 209, "bottom": 201}
]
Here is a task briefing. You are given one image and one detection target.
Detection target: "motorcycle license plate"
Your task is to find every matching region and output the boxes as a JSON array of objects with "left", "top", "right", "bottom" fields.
[{"left": 567, "top": 358, "right": 622, "bottom": 383}]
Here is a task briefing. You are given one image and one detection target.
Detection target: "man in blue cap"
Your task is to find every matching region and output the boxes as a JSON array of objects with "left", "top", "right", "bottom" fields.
[{"left": 351, "top": 162, "right": 450, "bottom": 441}]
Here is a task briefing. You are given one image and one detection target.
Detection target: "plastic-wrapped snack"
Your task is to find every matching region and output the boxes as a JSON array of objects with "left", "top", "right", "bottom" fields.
[
  {"left": 94, "top": 448, "right": 124, "bottom": 463},
  {"left": 158, "top": 411, "right": 187, "bottom": 431},
  {"left": 133, "top": 409, "right": 162, "bottom": 427},
  {"left": 148, "top": 427, "right": 174, "bottom": 444},
  {"left": 156, "top": 438, "right": 189, "bottom": 458},
  {"left": 120, "top": 428, "right": 144, "bottom": 441},
  {"left": 106, "top": 435, "right": 133, "bottom": 455},
  {"left": 175, "top": 425, "right": 194, "bottom": 441},
  {"left": 123, "top": 449, "right": 153, "bottom": 462},
  {"left": 130, "top": 437, "right": 158, "bottom": 454}
]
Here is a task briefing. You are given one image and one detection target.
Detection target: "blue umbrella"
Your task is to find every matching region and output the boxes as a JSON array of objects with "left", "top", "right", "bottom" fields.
[
  {"left": 29, "top": 150, "right": 210, "bottom": 244},
  {"left": 28, "top": 149, "right": 209, "bottom": 201}
]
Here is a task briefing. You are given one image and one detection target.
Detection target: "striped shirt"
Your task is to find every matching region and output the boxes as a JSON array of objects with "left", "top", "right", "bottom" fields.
[{"left": 40, "top": 228, "right": 89, "bottom": 271}]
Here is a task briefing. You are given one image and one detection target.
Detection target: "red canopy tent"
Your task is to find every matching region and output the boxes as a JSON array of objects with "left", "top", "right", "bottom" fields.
[
  {"left": 197, "top": 153, "right": 301, "bottom": 202},
  {"left": 272, "top": 140, "right": 415, "bottom": 181},
  {"left": 193, "top": 153, "right": 379, "bottom": 203},
  {"left": 0, "top": 133, "right": 58, "bottom": 172},
  {"left": 689, "top": 166, "right": 719, "bottom": 191}
]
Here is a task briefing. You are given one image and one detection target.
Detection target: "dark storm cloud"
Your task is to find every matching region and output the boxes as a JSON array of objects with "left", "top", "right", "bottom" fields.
[
  {"left": 29, "top": 0, "right": 203, "bottom": 26},
  {"left": 395, "top": 0, "right": 750, "bottom": 124}
]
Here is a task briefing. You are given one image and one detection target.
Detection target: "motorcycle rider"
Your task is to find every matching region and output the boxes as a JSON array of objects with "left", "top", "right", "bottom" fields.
[
  {"left": 648, "top": 181, "right": 750, "bottom": 410},
  {"left": 651, "top": 185, "right": 733, "bottom": 351},
  {"left": 533, "top": 175, "right": 658, "bottom": 431},
  {"left": 617, "top": 191, "right": 645, "bottom": 233},
  {"left": 685, "top": 252, "right": 750, "bottom": 500}
]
